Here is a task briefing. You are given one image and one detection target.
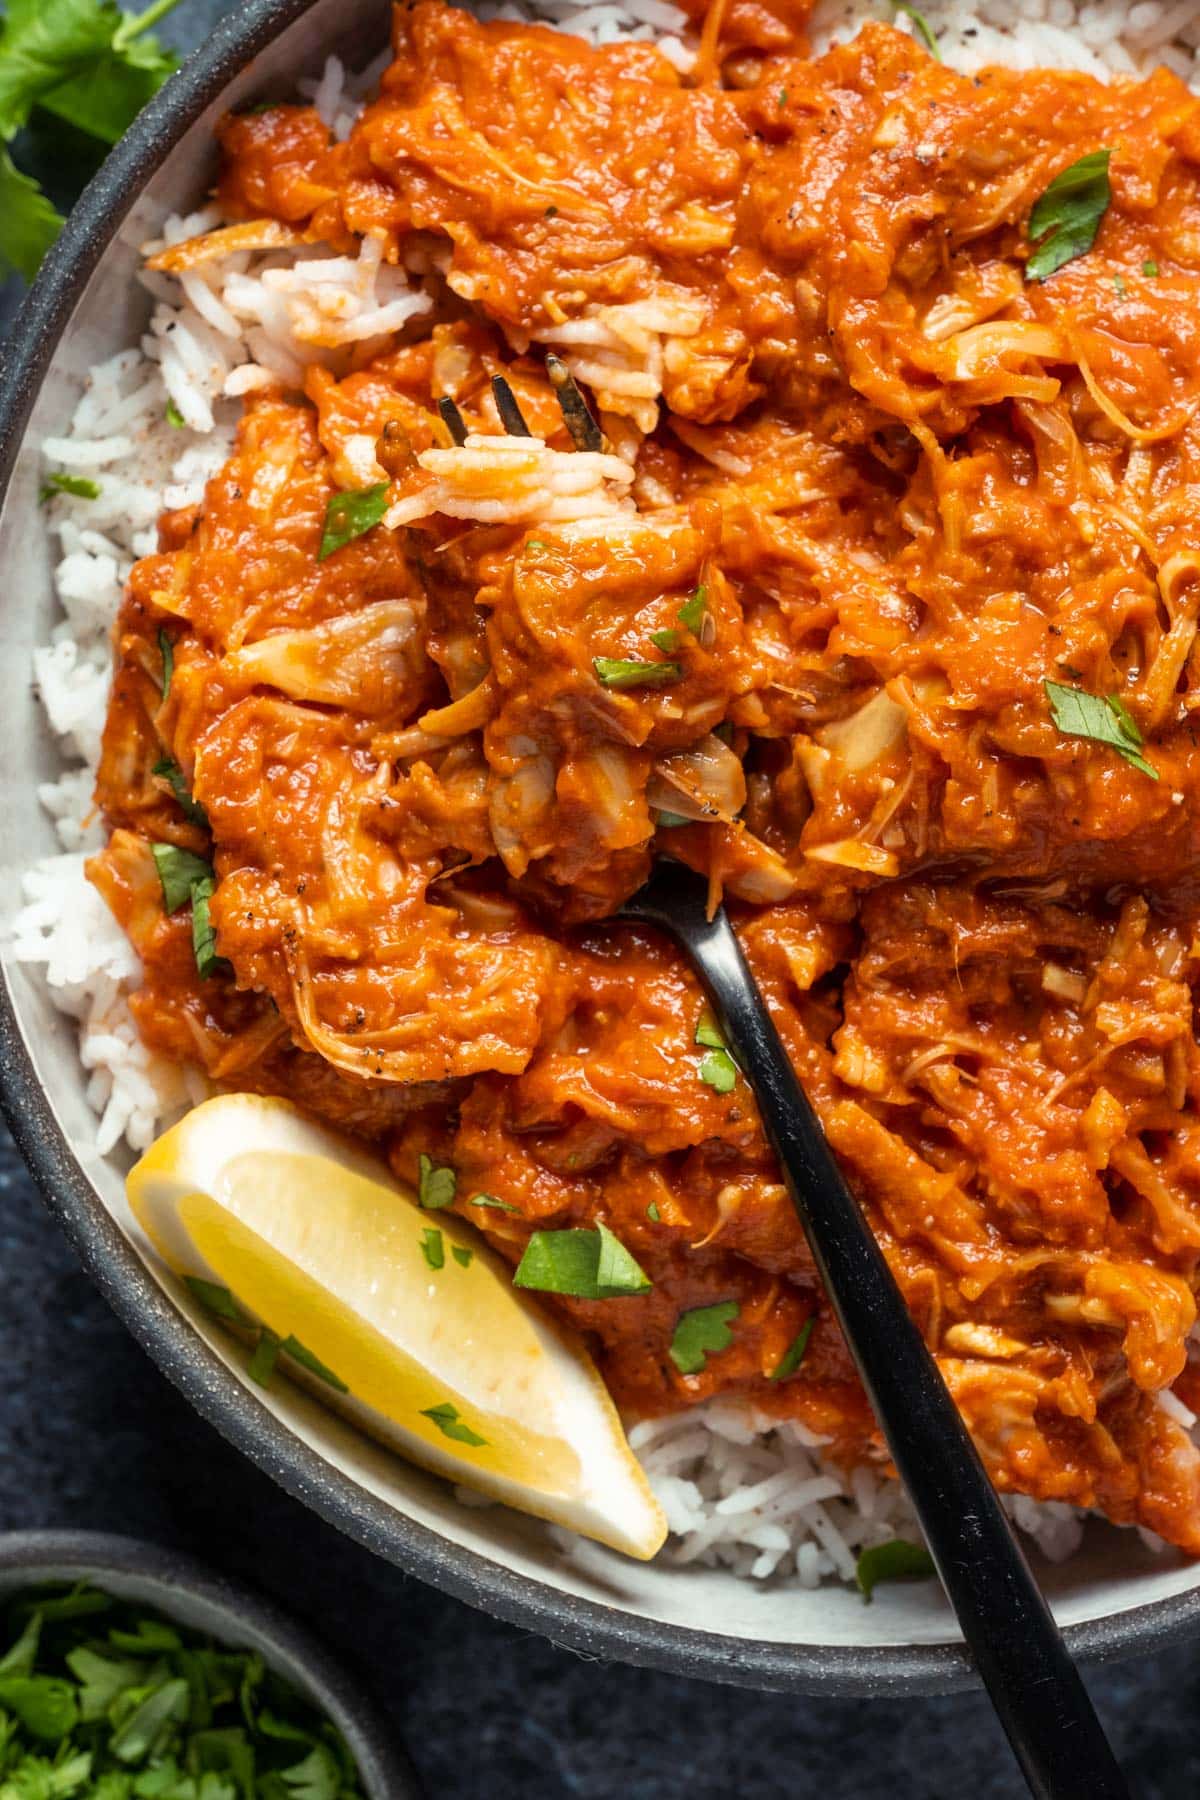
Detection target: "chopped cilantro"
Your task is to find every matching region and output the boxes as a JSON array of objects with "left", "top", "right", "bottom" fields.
[
  {"left": 669, "top": 1301, "right": 739, "bottom": 1375},
  {"left": 650, "top": 628, "right": 681, "bottom": 652},
  {"left": 770, "top": 1317, "right": 815, "bottom": 1382},
  {"left": 646, "top": 1201, "right": 661, "bottom": 1222},
  {"left": 893, "top": 1, "right": 940, "bottom": 56},
  {"left": 593, "top": 657, "right": 682, "bottom": 689},
  {"left": 157, "top": 626, "right": 174, "bottom": 696},
  {"left": 1045, "top": 681, "right": 1158, "bottom": 779},
  {"left": 247, "top": 1330, "right": 281, "bottom": 1389},
  {"left": 855, "top": 1538, "right": 936, "bottom": 1601},
  {"left": 189, "top": 875, "right": 226, "bottom": 980},
  {"left": 452, "top": 1245, "right": 474, "bottom": 1268},
  {"left": 183, "top": 1277, "right": 243, "bottom": 1321},
  {"left": 0, "top": 1580, "right": 367, "bottom": 1794},
  {"left": 39, "top": 471, "right": 100, "bottom": 502},
  {"left": 151, "top": 755, "right": 209, "bottom": 830},
  {"left": 420, "top": 1226, "right": 445, "bottom": 1270},
  {"left": 1026, "top": 150, "right": 1112, "bottom": 282},
  {"left": 165, "top": 398, "right": 185, "bottom": 428},
  {"left": 468, "top": 1192, "right": 520, "bottom": 1213},
  {"left": 513, "top": 1221, "right": 651, "bottom": 1298},
  {"left": 699, "top": 1049, "right": 738, "bottom": 1093},
  {"left": 421, "top": 1402, "right": 487, "bottom": 1447},
  {"left": 418, "top": 1154, "right": 457, "bottom": 1209},
  {"left": 150, "top": 843, "right": 213, "bottom": 916},
  {"left": 317, "top": 483, "right": 389, "bottom": 560},
  {"left": 279, "top": 1335, "right": 349, "bottom": 1393},
  {"left": 677, "top": 584, "right": 707, "bottom": 634},
  {"left": 1143, "top": 258, "right": 1159, "bottom": 277}
]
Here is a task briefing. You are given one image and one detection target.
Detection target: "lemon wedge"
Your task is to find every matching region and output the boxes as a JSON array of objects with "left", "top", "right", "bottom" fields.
[{"left": 127, "top": 1093, "right": 666, "bottom": 1559}]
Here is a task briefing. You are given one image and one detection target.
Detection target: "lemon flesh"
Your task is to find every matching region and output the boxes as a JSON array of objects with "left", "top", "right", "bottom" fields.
[{"left": 127, "top": 1093, "right": 666, "bottom": 1559}]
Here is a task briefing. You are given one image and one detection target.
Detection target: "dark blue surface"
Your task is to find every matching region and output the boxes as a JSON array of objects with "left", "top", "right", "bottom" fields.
[{"left": 2, "top": 5, "right": 1200, "bottom": 1791}]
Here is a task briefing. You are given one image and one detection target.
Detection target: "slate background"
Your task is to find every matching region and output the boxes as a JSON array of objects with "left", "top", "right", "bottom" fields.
[{"left": 2, "top": 2, "right": 1199, "bottom": 1792}]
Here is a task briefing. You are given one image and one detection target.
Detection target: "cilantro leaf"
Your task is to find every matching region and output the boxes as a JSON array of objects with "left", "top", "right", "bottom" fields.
[
  {"left": 451, "top": 1245, "right": 473, "bottom": 1268},
  {"left": 669, "top": 1300, "right": 739, "bottom": 1375},
  {"left": 893, "top": 1, "right": 939, "bottom": 56},
  {"left": 0, "top": 154, "right": 62, "bottom": 276},
  {"left": 593, "top": 657, "right": 681, "bottom": 689},
  {"left": 0, "top": 1676, "right": 79, "bottom": 1741},
  {"left": 151, "top": 757, "right": 209, "bottom": 829},
  {"left": 1044, "top": 681, "right": 1158, "bottom": 779},
  {"left": 157, "top": 627, "right": 174, "bottom": 696},
  {"left": 66, "top": 1647, "right": 146, "bottom": 1720},
  {"left": 769, "top": 1317, "right": 814, "bottom": 1382},
  {"left": 419, "top": 1226, "right": 444, "bottom": 1270},
  {"left": 677, "top": 584, "right": 706, "bottom": 634},
  {"left": 184, "top": 1278, "right": 243, "bottom": 1321},
  {"left": 420, "top": 1401, "right": 487, "bottom": 1447},
  {"left": 649, "top": 628, "right": 680, "bottom": 653},
  {"left": 39, "top": 470, "right": 99, "bottom": 502},
  {"left": 513, "top": 1221, "right": 651, "bottom": 1299},
  {"left": 317, "top": 484, "right": 389, "bottom": 560},
  {"left": 279, "top": 1336, "right": 348, "bottom": 1393},
  {"left": 417, "top": 1154, "right": 456, "bottom": 1210},
  {"left": 0, "top": 1613, "right": 42, "bottom": 1677},
  {"left": 1026, "top": 150, "right": 1112, "bottom": 282},
  {"left": 247, "top": 1331, "right": 281, "bottom": 1389},
  {"left": 467, "top": 1192, "right": 519, "bottom": 1212},
  {"left": 694, "top": 1012, "right": 727, "bottom": 1052},
  {"left": 109, "top": 1677, "right": 189, "bottom": 1762},
  {"left": 699, "top": 1049, "right": 737, "bottom": 1093},
  {"left": 855, "top": 1538, "right": 936, "bottom": 1601},
  {"left": 151, "top": 844, "right": 214, "bottom": 915},
  {"left": 190, "top": 877, "right": 225, "bottom": 980}
]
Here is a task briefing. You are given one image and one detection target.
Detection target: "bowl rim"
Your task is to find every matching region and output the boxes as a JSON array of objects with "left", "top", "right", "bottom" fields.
[
  {"left": 2, "top": 0, "right": 1199, "bottom": 1700},
  {"left": 0, "top": 1527, "right": 421, "bottom": 1798}
]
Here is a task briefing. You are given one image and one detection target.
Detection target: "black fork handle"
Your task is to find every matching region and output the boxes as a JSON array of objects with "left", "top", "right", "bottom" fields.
[{"left": 623, "top": 861, "right": 1130, "bottom": 1800}]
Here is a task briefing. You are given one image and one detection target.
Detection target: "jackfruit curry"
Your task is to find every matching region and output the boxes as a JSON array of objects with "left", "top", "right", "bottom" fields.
[{"left": 92, "top": 0, "right": 1200, "bottom": 1550}]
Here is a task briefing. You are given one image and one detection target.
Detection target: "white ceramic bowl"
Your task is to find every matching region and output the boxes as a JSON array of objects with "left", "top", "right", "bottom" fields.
[{"left": 1, "top": 0, "right": 1197, "bottom": 1696}]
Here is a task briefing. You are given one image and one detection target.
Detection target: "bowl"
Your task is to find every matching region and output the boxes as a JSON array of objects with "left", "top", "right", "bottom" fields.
[
  {"left": 1, "top": 0, "right": 1199, "bottom": 1699},
  {"left": 0, "top": 1529, "right": 420, "bottom": 1797}
]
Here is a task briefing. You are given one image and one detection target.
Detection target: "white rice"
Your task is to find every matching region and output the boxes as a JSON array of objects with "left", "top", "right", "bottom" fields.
[{"left": 17, "top": 0, "right": 1200, "bottom": 1585}]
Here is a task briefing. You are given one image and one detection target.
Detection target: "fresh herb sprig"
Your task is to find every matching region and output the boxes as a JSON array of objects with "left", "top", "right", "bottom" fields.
[
  {"left": 1044, "top": 681, "right": 1158, "bottom": 780},
  {"left": 0, "top": 0, "right": 184, "bottom": 281},
  {"left": 1026, "top": 150, "right": 1112, "bottom": 282},
  {"left": 0, "top": 1580, "right": 366, "bottom": 1797}
]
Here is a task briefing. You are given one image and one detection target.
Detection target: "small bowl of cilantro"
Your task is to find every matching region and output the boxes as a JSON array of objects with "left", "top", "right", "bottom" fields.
[{"left": 0, "top": 1531, "right": 419, "bottom": 1800}]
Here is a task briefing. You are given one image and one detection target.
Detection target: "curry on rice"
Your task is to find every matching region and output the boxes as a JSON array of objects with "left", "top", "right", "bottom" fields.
[{"left": 89, "top": 0, "right": 1200, "bottom": 1552}]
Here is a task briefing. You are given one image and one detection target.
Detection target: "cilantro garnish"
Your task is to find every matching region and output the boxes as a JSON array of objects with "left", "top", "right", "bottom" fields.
[
  {"left": 513, "top": 1221, "right": 651, "bottom": 1299},
  {"left": 247, "top": 1330, "right": 281, "bottom": 1388},
  {"left": 1044, "top": 681, "right": 1158, "bottom": 779},
  {"left": 855, "top": 1538, "right": 936, "bottom": 1601},
  {"left": 468, "top": 1193, "right": 519, "bottom": 1213},
  {"left": 39, "top": 470, "right": 101, "bottom": 503},
  {"left": 769, "top": 1317, "right": 814, "bottom": 1382},
  {"left": 649, "top": 628, "right": 680, "bottom": 653},
  {"left": 157, "top": 626, "right": 174, "bottom": 697},
  {"left": 1143, "top": 258, "right": 1159, "bottom": 277},
  {"left": 184, "top": 1277, "right": 243, "bottom": 1321},
  {"left": 189, "top": 875, "right": 226, "bottom": 980},
  {"left": 669, "top": 1301, "right": 739, "bottom": 1375},
  {"left": 418, "top": 1154, "right": 457, "bottom": 1210},
  {"left": 421, "top": 1402, "right": 488, "bottom": 1447},
  {"left": 1026, "top": 150, "right": 1112, "bottom": 282},
  {"left": 151, "top": 755, "right": 209, "bottom": 830},
  {"left": 699, "top": 1050, "right": 737, "bottom": 1093},
  {"left": 165, "top": 398, "right": 185, "bottom": 428},
  {"left": 677, "top": 584, "right": 707, "bottom": 634},
  {"left": 893, "top": 1, "right": 939, "bottom": 57},
  {"left": 0, "top": 0, "right": 185, "bottom": 281},
  {"left": 0, "top": 1580, "right": 367, "bottom": 1794},
  {"left": 452, "top": 1245, "right": 474, "bottom": 1268},
  {"left": 646, "top": 1201, "right": 661, "bottom": 1222},
  {"left": 317, "top": 483, "right": 390, "bottom": 560},
  {"left": 593, "top": 657, "right": 681, "bottom": 690},
  {"left": 695, "top": 1012, "right": 739, "bottom": 1092},
  {"left": 150, "top": 843, "right": 213, "bottom": 916},
  {"left": 419, "top": 1226, "right": 445, "bottom": 1270},
  {"left": 278, "top": 1334, "right": 349, "bottom": 1393}
]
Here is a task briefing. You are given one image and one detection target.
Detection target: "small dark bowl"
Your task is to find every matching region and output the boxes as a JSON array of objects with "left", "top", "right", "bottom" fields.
[
  {"left": 0, "top": 1530, "right": 419, "bottom": 1797},
  {"left": 1, "top": 0, "right": 1199, "bottom": 1701}
]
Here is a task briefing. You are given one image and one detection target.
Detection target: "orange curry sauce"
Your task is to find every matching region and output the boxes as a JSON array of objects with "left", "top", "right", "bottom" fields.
[{"left": 93, "top": 0, "right": 1200, "bottom": 1547}]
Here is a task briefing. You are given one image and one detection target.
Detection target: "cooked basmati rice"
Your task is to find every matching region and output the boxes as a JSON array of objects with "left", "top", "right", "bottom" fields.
[{"left": 16, "top": 0, "right": 1200, "bottom": 1587}]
